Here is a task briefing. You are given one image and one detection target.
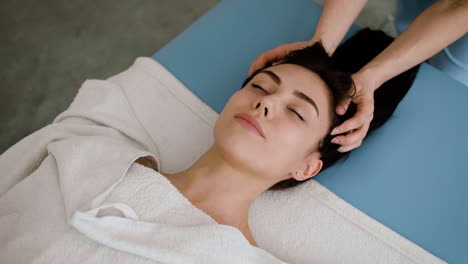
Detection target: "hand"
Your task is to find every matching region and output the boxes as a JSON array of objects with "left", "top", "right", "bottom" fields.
[
  {"left": 330, "top": 73, "right": 377, "bottom": 152},
  {"left": 248, "top": 39, "right": 318, "bottom": 77}
]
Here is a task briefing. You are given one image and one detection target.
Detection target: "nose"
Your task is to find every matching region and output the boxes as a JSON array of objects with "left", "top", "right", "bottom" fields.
[
  {"left": 254, "top": 96, "right": 274, "bottom": 118},
  {"left": 256, "top": 102, "right": 268, "bottom": 116}
]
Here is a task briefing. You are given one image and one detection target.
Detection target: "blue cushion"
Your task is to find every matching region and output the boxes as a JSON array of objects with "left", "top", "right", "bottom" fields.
[{"left": 153, "top": 0, "right": 468, "bottom": 262}]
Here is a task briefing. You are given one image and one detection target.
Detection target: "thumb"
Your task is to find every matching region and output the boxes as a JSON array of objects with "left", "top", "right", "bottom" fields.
[
  {"left": 248, "top": 61, "right": 260, "bottom": 77},
  {"left": 336, "top": 98, "right": 352, "bottom": 115},
  {"left": 248, "top": 55, "right": 267, "bottom": 77}
]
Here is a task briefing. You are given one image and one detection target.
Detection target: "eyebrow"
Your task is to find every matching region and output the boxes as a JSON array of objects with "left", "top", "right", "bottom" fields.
[{"left": 258, "top": 70, "right": 320, "bottom": 117}]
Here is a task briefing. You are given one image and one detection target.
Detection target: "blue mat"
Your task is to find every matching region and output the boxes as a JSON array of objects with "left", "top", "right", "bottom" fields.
[{"left": 153, "top": 0, "right": 468, "bottom": 262}]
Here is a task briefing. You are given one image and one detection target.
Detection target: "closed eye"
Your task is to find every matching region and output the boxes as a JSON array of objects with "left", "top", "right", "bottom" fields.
[
  {"left": 251, "top": 83, "right": 305, "bottom": 121},
  {"left": 288, "top": 108, "right": 304, "bottom": 121}
]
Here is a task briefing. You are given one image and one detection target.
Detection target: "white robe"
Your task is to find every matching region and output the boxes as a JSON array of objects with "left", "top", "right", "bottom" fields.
[{"left": 0, "top": 57, "right": 285, "bottom": 264}]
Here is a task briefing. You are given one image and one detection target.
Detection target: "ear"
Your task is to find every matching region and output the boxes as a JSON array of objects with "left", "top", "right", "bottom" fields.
[{"left": 290, "top": 158, "right": 323, "bottom": 181}]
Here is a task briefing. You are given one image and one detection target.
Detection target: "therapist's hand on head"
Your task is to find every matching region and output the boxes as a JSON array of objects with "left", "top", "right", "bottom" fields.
[
  {"left": 248, "top": 40, "right": 317, "bottom": 77},
  {"left": 331, "top": 72, "right": 377, "bottom": 152}
]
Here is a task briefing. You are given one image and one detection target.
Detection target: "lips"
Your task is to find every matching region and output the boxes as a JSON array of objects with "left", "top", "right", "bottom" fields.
[{"left": 234, "top": 113, "right": 265, "bottom": 138}]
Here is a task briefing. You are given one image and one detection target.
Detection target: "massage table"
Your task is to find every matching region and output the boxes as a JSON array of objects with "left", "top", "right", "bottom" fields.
[{"left": 152, "top": 0, "right": 468, "bottom": 262}]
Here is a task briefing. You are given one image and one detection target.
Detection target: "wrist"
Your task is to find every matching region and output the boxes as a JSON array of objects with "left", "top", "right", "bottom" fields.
[
  {"left": 354, "top": 66, "right": 385, "bottom": 92},
  {"left": 310, "top": 34, "right": 335, "bottom": 56}
]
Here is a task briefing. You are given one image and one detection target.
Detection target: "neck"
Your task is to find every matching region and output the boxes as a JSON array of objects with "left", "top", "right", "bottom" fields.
[{"left": 163, "top": 144, "right": 273, "bottom": 229}]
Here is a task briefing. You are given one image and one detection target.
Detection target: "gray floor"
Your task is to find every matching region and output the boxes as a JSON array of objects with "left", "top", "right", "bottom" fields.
[
  {"left": 0, "top": 0, "right": 219, "bottom": 153},
  {"left": 0, "top": 0, "right": 394, "bottom": 154}
]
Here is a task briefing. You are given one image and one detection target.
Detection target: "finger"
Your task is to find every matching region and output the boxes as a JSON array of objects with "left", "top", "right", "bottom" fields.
[
  {"left": 337, "top": 141, "right": 362, "bottom": 152},
  {"left": 331, "top": 123, "right": 369, "bottom": 146},
  {"left": 331, "top": 98, "right": 374, "bottom": 134},
  {"left": 248, "top": 50, "right": 275, "bottom": 76},
  {"left": 248, "top": 55, "right": 267, "bottom": 77},
  {"left": 336, "top": 97, "right": 352, "bottom": 115},
  {"left": 249, "top": 43, "right": 302, "bottom": 76},
  {"left": 331, "top": 110, "right": 372, "bottom": 135},
  {"left": 248, "top": 64, "right": 256, "bottom": 77},
  {"left": 253, "top": 44, "right": 293, "bottom": 68}
]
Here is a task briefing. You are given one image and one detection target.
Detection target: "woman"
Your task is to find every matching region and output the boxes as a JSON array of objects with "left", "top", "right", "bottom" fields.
[
  {"left": 0, "top": 29, "right": 419, "bottom": 262},
  {"left": 156, "top": 28, "right": 420, "bottom": 247}
]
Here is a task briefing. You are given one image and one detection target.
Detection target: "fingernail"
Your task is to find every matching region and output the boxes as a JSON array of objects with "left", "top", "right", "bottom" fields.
[
  {"left": 331, "top": 129, "right": 339, "bottom": 135},
  {"left": 331, "top": 137, "right": 339, "bottom": 144},
  {"left": 341, "top": 106, "right": 346, "bottom": 113}
]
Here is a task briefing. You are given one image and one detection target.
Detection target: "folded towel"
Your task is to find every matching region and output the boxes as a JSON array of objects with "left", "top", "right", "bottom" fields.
[{"left": 28, "top": 163, "right": 284, "bottom": 264}]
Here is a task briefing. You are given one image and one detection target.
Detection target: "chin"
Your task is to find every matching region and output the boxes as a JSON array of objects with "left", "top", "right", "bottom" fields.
[
  {"left": 214, "top": 126, "right": 259, "bottom": 167},
  {"left": 215, "top": 114, "right": 264, "bottom": 147}
]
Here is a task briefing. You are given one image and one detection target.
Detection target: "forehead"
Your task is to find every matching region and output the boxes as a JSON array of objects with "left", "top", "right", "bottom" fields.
[{"left": 259, "top": 64, "right": 327, "bottom": 89}]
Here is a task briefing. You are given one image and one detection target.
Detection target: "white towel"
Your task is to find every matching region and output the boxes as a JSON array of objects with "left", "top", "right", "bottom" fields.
[
  {"left": 28, "top": 163, "right": 284, "bottom": 264},
  {"left": 0, "top": 57, "right": 284, "bottom": 263},
  {"left": 0, "top": 57, "right": 446, "bottom": 264}
]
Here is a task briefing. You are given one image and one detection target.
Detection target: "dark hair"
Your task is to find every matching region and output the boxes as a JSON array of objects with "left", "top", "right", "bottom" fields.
[{"left": 241, "top": 28, "right": 420, "bottom": 190}]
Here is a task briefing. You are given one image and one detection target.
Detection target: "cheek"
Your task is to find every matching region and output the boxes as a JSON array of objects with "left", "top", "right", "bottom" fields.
[
  {"left": 219, "top": 91, "right": 250, "bottom": 115},
  {"left": 271, "top": 119, "right": 323, "bottom": 170},
  {"left": 234, "top": 118, "right": 305, "bottom": 178},
  {"left": 268, "top": 121, "right": 306, "bottom": 160}
]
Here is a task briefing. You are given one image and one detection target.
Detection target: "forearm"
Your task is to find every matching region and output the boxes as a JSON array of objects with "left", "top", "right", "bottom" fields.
[
  {"left": 311, "top": 0, "right": 368, "bottom": 55},
  {"left": 358, "top": 0, "right": 468, "bottom": 89}
]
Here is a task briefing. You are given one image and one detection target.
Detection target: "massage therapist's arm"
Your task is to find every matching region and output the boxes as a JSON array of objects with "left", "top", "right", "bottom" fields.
[
  {"left": 332, "top": 0, "right": 468, "bottom": 150},
  {"left": 311, "top": 0, "right": 368, "bottom": 55},
  {"left": 351, "top": 0, "right": 468, "bottom": 90},
  {"left": 248, "top": 0, "right": 367, "bottom": 76}
]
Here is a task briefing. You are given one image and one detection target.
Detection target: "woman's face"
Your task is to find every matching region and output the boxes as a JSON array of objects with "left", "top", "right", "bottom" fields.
[{"left": 213, "top": 63, "right": 333, "bottom": 183}]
